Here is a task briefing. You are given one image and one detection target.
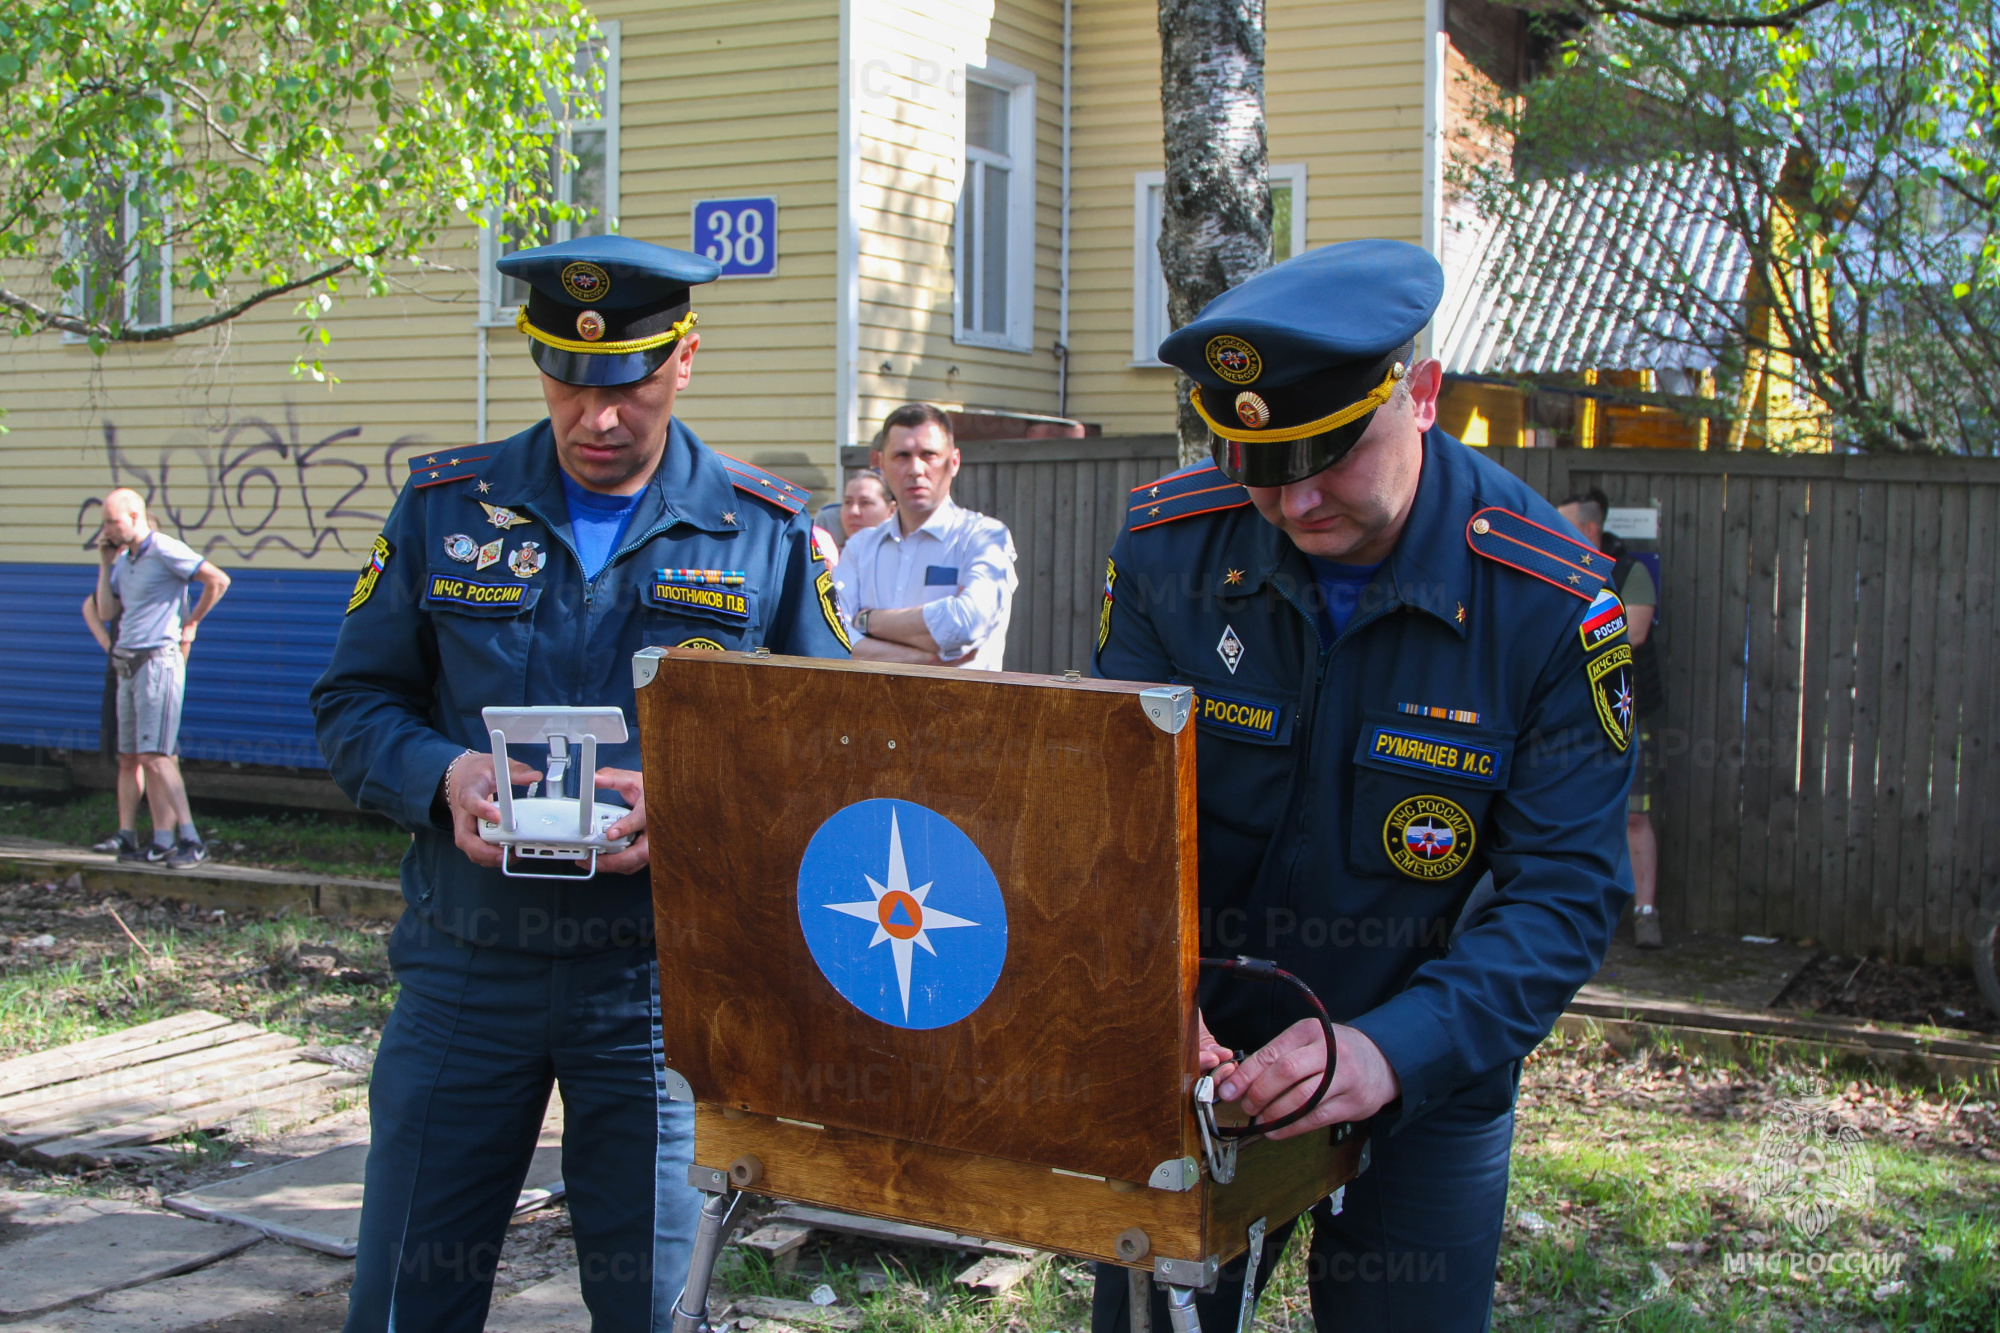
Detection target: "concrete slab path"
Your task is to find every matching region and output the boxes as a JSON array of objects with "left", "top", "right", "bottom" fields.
[
  {"left": 0, "top": 1193, "right": 261, "bottom": 1320},
  {"left": 164, "top": 1140, "right": 565, "bottom": 1258},
  {"left": 11, "top": 1238, "right": 353, "bottom": 1332}
]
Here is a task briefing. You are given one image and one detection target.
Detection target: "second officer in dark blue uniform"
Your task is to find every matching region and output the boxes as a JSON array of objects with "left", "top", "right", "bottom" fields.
[
  {"left": 313, "top": 236, "right": 851, "bottom": 1333},
  {"left": 1092, "top": 241, "right": 1635, "bottom": 1331}
]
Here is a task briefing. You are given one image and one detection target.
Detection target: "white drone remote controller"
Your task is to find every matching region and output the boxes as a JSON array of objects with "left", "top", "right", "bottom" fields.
[{"left": 475, "top": 705, "right": 635, "bottom": 879}]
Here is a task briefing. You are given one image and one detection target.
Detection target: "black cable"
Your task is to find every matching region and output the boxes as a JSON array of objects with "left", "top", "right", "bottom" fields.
[{"left": 1197, "top": 955, "right": 1338, "bottom": 1138}]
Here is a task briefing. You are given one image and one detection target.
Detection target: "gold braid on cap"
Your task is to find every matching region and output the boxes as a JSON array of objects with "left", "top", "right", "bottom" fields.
[
  {"left": 514, "top": 308, "right": 698, "bottom": 355},
  {"left": 1190, "top": 366, "right": 1400, "bottom": 443}
]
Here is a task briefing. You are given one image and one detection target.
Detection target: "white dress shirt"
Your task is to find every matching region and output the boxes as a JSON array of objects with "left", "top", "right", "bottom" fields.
[{"left": 831, "top": 497, "right": 1018, "bottom": 670}]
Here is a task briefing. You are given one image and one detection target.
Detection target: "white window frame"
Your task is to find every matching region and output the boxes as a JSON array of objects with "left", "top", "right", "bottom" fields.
[
  {"left": 479, "top": 21, "right": 621, "bottom": 325},
  {"left": 62, "top": 178, "right": 173, "bottom": 341},
  {"left": 1131, "top": 164, "right": 1306, "bottom": 366},
  {"left": 953, "top": 59, "right": 1037, "bottom": 353}
]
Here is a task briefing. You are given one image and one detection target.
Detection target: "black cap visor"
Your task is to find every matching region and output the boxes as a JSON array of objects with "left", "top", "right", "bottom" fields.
[
  {"left": 528, "top": 339, "right": 678, "bottom": 388},
  {"left": 1211, "top": 412, "right": 1376, "bottom": 487}
]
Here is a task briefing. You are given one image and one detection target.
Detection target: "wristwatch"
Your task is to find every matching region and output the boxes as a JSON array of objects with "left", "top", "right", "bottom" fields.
[{"left": 854, "top": 608, "right": 872, "bottom": 637}]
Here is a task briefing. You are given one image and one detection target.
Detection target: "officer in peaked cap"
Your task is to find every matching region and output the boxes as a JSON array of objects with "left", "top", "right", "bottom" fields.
[
  {"left": 313, "top": 235, "right": 851, "bottom": 1333},
  {"left": 1092, "top": 240, "right": 1635, "bottom": 1331}
]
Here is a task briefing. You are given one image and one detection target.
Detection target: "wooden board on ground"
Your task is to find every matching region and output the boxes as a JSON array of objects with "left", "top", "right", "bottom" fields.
[
  {"left": 0, "top": 1011, "right": 366, "bottom": 1167},
  {"left": 758, "top": 1204, "right": 1034, "bottom": 1257},
  {"left": 954, "top": 1252, "right": 1048, "bottom": 1294}
]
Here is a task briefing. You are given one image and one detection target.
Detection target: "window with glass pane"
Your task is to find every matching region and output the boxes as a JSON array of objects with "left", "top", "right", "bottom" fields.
[
  {"left": 489, "top": 28, "right": 618, "bottom": 319},
  {"left": 962, "top": 78, "right": 1012, "bottom": 337},
  {"left": 68, "top": 177, "right": 170, "bottom": 331},
  {"left": 1135, "top": 167, "right": 1303, "bottom": 363}
]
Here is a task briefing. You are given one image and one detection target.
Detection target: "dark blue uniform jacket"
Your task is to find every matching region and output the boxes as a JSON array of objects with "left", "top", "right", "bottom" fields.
[
  {"left": 311, "top": 418, "right": 850, "bottom": 955},
  {"left": 1095, "top": 429, "right": 1634, "bottom": 1128}
]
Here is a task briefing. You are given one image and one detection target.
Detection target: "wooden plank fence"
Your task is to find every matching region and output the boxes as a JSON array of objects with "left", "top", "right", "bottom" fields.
[
  {"left": 1491, "top": 447, "right": 2000, "bottom": 966},
  {"left": 841, "top": 439, "right": 2000, "bottom": 963}
]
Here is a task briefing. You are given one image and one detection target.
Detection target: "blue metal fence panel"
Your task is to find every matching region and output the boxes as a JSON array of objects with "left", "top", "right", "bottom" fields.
[{"left": 0, "top": 563, "right": 350, "bottom": 767}]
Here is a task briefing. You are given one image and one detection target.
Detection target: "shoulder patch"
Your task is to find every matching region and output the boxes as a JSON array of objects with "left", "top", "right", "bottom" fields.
[
  {"left": 1579, "top": 587, "right": 1629, "bottom": 653},
  {"left": 1465, "top": 507, "right": 1612, "bottom": 601},
  {"left": 1128, "top": 462, "right": 1251, "bottom": 532},
  {"left": 815, "top": 568, "right": 852, "bottom": 650},
  {"left": 347, "top": 535, "right": 392, "bottom": 615},
  {"left": 407, "top": 449, "right": 494, "bottom": 490},
  {"left": 718, "top": 454, "right": 810, "bottom": 516}
]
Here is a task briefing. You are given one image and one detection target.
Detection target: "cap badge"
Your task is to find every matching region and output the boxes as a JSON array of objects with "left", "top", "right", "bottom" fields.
[
  {"left": 1205, "top": 335, "right": 1262, "bottom": 385},
  {"left": 560, "top": 261, "right": 611, "bottom": 302},
  {"left": 509, "top": 541, "right": 547, "bottom": 579},
  {"left": 443, "top": 533, "right": 477, "bottom": 563},
  {"left": 1234, "top": 392, "right": 1271, "bottom": 429},
  {"left": 575, "top": 310, "right": 606, "bottom": 342}
]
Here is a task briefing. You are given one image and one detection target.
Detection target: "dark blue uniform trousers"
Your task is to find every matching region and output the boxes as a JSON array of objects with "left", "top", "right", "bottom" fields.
[
  {"left": 1092, "top": 1076, "right": 1516, "bottom": 1333},
  {"left": 343, "top": 912, "right": 701, "bottom": 1333}
]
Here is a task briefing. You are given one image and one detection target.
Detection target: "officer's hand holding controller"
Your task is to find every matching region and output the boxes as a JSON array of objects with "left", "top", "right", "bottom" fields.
[{"left": 442, "top": 751, "right": 653, "bottom": 877}]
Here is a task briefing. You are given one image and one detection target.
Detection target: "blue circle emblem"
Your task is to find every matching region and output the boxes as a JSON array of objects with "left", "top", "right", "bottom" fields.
[{"left": 796, "top": 798, "right": 1008, "bottom": 1030}]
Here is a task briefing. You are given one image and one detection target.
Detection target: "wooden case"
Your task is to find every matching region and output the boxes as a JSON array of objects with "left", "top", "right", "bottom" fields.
[{"left": 635, "top": 649, "right": 1362, "bottom": 1270}]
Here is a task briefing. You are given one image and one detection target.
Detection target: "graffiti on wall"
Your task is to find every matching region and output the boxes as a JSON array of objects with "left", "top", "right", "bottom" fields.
[{"left": 73, "top": 409, "right": 435, "bottom": 560}]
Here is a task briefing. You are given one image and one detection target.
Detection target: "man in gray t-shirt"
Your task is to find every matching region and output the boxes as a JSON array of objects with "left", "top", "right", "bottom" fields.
[{"left": 93, "top": 489, "right": 231, "bottom": 868}]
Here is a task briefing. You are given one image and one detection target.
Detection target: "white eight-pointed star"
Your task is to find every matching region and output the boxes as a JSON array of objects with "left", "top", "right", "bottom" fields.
[{"left": 823, "top": 810, "right": 978, "bottom": 1021}]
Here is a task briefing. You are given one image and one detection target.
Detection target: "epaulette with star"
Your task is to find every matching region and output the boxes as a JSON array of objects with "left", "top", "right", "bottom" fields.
[
  {"left": 407, "top": 448, "right": 495, "bottom": 490},
  {"left": 1465, "top": 506, "right": 1612, "bottom": 600},
  {"left": 718, "top": 454, "right": 810, "bottom": 516},
  {"left": 1128, "top": 461, "right": 1250, "bottom": 532}
]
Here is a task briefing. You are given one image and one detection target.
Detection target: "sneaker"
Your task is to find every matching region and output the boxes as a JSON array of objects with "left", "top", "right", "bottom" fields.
[
  {"left": 166, "top": 838, "right": 208, "bottom": 870},
  {"left": 92, "top": 832, "right": 127, "bottom": 854},
  {"left": 1634, "top": 905, "right": 1664, "bottom": 949},
  {"left": 116, "top": 837, "right": 164, "bottom": 864}
]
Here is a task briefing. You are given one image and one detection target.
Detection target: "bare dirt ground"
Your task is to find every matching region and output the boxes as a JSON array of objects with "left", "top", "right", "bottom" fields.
[{"left": 1775, "top": 953, "right": 1999, "bottom": 1036}]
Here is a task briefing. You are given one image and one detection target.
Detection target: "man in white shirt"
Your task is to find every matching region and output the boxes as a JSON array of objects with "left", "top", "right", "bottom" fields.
[{"left": 832, "top": 404, "right": 1018, "bottom": 670}]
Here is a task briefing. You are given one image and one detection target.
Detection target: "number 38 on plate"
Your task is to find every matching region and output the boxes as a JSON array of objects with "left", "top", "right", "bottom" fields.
[{"left": 693, "top": 197, "right": 779, "bottom": 278}]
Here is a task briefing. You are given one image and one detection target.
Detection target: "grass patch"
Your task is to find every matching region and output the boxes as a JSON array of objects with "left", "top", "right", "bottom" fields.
[
  {"left": 0, "top": 790, "right": 406, "bottom": 880},
  {"left": 0, "top": 878, "right": 395, "bottom": 1059},
  {"left": 714, "top": 1241, "right": 1094, "bottom": 1333},
  {"left": 1479, "top": 1031, "right": 2000, "bottom": 1330}
]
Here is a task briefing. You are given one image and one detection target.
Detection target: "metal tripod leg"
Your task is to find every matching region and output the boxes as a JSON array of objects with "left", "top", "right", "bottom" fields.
[
  {"left": 1164, "top": 1283, "right": 1202, "bottom": 1333},
  {"left": 672, "top": 1189, "right": 745, "bottom": 1333},
  {"left": 1129, "top": 1269, "right": 1153, "bottom": 1333}
]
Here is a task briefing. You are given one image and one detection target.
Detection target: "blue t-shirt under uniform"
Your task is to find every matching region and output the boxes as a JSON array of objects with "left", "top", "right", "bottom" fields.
[
  {"left": 1306, "top": 556, "right": 1383, "bottom": 640},
  {"left": 559, "top": 472, "right": 645, "bottom": 580}
]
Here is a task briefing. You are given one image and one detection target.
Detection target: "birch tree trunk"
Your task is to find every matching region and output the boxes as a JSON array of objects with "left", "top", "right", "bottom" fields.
[{"left": 1158, "top": 0, "right": 1271, "bottom": 464}]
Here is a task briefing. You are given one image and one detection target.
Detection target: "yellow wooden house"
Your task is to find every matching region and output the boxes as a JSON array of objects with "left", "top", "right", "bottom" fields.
[{"left": 0, "top": 0, "right": 1523, "bottom": 765}]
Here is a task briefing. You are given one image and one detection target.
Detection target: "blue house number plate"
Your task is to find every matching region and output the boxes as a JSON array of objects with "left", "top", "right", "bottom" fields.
[{"left": 693, "top": 197, "right": 778, "bottom": 278}]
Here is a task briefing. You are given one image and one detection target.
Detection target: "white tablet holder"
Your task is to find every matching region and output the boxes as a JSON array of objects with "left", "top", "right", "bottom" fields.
[{"left": 476, "top": 706, "right": 635, "bottom": 879}]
